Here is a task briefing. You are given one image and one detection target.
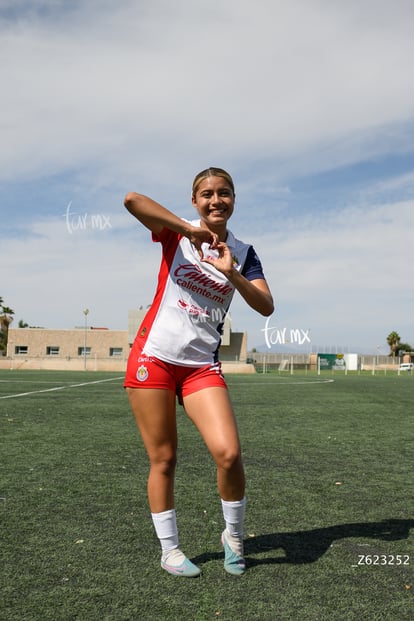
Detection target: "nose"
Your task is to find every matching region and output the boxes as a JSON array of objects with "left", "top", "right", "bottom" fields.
[{"left": 210, "top": 192, "right": 221, "bottom": 204}]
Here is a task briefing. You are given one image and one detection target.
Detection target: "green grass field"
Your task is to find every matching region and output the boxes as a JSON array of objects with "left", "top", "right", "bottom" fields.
[{"left": 1, "top": 370, "right": 413, "bottom": 620}]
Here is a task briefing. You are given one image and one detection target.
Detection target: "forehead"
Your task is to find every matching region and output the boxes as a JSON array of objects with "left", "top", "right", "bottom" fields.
[{"left": 195, "top": 176, "right": 233, "bottom": 193}]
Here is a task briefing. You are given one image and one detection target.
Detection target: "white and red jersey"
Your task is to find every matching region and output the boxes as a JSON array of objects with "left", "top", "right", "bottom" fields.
[{"left": 136, "top": 219, "right": 265, "bottom": 367}]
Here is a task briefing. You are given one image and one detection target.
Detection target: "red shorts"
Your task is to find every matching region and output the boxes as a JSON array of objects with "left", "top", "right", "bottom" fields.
[{"left": 124, "top": 337, "right": 227, "bottom": 401}]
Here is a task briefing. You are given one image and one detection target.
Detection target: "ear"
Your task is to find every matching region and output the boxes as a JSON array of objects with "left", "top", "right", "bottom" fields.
[{"left": 191, "top": 194, "right": 197, "bottom": 208}]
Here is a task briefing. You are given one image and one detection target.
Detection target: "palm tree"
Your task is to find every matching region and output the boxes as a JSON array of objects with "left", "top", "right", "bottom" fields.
[
  {"left": 0, "top": 303, "right": 15, "bottom": 355},
  {"left": 386, "top": 331, "right": 401, "bottom": 358}
]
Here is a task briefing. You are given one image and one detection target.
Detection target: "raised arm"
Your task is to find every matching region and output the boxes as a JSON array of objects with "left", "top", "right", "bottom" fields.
[{"left": 123, "top": 192, "right": 219, "bottom": 255}]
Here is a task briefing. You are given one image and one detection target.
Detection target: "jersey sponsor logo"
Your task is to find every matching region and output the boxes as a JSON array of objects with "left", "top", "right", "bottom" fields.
[
  {"left": 136, "top": 364, "right": 149, "bottom": 382},
  {"left": 174, "top": 263, "right": 233, "bottom": 296},
  {"left": 177, "top": 299, "right": 210, "bottom": 318}
]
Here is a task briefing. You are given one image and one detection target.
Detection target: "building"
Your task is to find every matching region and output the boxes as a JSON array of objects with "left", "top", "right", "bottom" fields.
[{"left": 6, "top": 327, "right": 129, "bottom": 371}]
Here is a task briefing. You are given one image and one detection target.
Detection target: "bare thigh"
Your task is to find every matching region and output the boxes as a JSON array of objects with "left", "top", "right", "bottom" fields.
[
  {"left": 183, "top": 386, "right": 242, "bottom": 464},
  {"left": 126, "top": 387, "right": 177, "bottom": 461}
]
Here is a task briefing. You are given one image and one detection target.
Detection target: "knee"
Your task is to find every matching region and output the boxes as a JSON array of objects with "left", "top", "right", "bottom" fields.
[
  {"left": 215, "top": 448, "right": 242, "bottom": 472},
  {"left": 150, "top": 451, "right": 177, "bottom": 476}
]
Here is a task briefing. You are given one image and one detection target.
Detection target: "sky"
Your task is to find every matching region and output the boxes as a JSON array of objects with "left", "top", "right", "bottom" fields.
[{"left": 1, "top": 0, "right": 414, "bottom": 354}]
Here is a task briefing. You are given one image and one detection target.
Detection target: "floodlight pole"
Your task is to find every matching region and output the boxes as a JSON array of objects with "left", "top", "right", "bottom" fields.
[{"left": 83, "top": 308, "right": 89, "bottom": 370}]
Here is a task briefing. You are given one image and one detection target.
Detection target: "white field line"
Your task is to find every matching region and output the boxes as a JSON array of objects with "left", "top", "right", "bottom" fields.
[
  {"left": 227, "top": 379, "right": 335, "bottom": 386},
  {"left": 0, "top": 376, "right": 333, "bottom": 400},
  {"left": 0, "top": 376, "right": 124, "bottom": 400}
]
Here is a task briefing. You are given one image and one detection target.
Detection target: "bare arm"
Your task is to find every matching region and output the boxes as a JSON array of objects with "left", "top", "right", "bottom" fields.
[
  {"left": 123, "top": 192, "right": 219, "bottom": 256},
  {"left": 202, "top": 241, "right": 274, "bottom": 316},
  {"left": 227, "top": 272, "right": 274, "bottom": 316}
]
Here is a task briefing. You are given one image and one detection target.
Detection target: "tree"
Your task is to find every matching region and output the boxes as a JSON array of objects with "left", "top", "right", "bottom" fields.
[
  {"left": 396, "top": 341, "right": 412, "bottom": 357},
  {"left": 0, "top": 299, "right": 15, "bottom": 355},
  {"left": 386, "top": 331, "right": 401, "bottom": 358},
  {"left": 18, "top": 319, "right": 29, "bottom": 328}
]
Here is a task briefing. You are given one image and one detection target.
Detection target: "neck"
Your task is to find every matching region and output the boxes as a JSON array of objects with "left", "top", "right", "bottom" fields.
[{"left": 200, "top": 220, "right": 228, "bottom": 242}]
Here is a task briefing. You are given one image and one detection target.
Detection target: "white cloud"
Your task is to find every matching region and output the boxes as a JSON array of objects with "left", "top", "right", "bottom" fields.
[
  {"left": 246, "top": 197, "right": 414, "bottom": 348},
  {"left": 2, "top": 0, "right": 414, "bottom": 183},
  {"left": 1, "top": 207, "right": 160, "bottom": 329}
]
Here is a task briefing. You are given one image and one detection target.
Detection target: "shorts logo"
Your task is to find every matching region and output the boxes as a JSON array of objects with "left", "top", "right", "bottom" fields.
[{"left": 136, "top": 364, "right": 149, "bottom": 382}]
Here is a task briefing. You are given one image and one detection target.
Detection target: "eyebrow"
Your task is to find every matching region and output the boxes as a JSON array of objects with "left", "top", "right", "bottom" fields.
[{"left": 200, "top": 187, "right": 231, "bottom": 194}]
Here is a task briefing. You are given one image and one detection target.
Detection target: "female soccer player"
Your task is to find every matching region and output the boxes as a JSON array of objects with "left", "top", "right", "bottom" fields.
[{"left": 124, "top": 167, "right": 274, "bottom": 577}]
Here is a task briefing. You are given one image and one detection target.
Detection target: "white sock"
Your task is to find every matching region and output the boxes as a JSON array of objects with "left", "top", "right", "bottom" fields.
[
  {"left": 221, "top": 497, "right": 246, "bottom": 556},
  {"left": 151, "top": 509, "right": 186, "bottom": 566},
  {"left": 221, "top": 497, "right": 246, "bottom": 537}
]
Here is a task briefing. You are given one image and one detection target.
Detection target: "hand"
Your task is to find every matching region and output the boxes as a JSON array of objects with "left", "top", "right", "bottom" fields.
[
  {"left": 200, "top": 241, "right": 234, "bottom": 275},
  {"left": 187, "top": 227, "right": 219, "bottom": 259}
]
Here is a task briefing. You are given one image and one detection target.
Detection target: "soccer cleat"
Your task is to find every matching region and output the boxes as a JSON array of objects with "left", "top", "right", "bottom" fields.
[
  {"left": 161, "top": 557, "right": 201, "bottom": 577},
  {"left": 221, "top": 530, "right": 246, "bottom": 576}
]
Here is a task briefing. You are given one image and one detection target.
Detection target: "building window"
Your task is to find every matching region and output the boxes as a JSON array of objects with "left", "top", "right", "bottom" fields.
[
  {"left": 46, "top": 346, "right": 60, "bottom": 356},
  {"left": 15, "top": 345, "right": 28, "bottom": 355},
  {"left": 109, "top": 347, "right": 123, "bottom": 356},
  {"left": 78, "top": 347, "right": 91, "bottom": 356}
]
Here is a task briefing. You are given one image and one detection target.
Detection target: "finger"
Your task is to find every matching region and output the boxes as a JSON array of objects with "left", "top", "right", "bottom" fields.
[{"left": 208, "top": 233, "right": 220, "bottom": 249}]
